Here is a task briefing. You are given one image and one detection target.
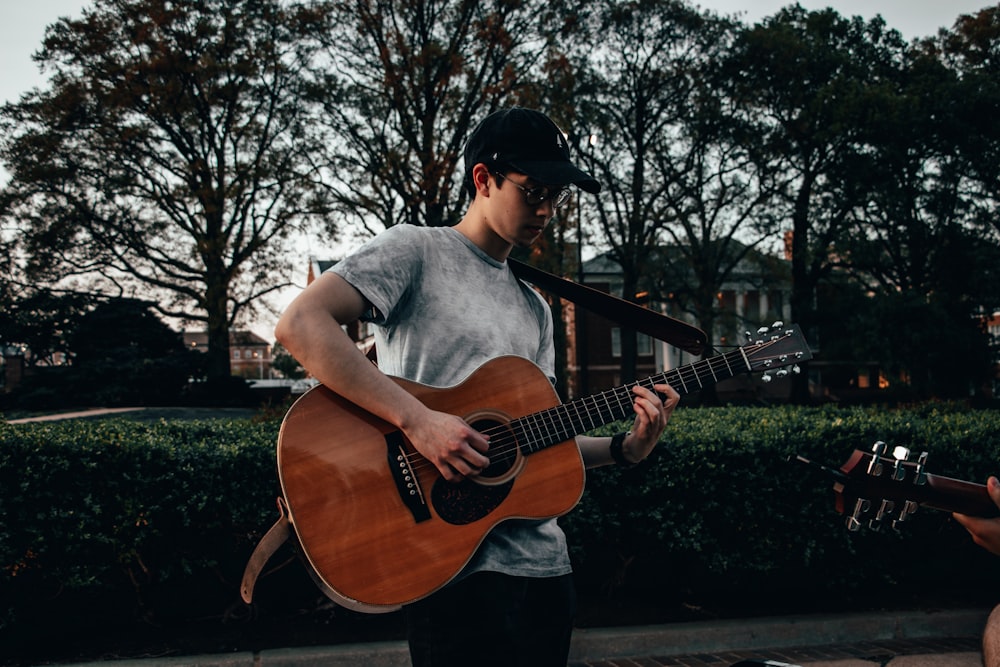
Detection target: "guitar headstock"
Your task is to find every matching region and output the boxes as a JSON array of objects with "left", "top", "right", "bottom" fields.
[
  {"left": 741, "top": 322, "right": 812, "bottom": 380},
  {"left": 834, "top": 441, "right": 933, "bottom": 532},
  {"left": 801, "top": 440, "right": 998, "bottom": 533}
]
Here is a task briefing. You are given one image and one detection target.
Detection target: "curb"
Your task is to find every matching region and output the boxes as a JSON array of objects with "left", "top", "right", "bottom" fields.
[
  {"left": 568, "top": 607, "right": 990, "bottom": 661},
  {"left": 58, "top": 607, "right": 991, "bottom": 667}
]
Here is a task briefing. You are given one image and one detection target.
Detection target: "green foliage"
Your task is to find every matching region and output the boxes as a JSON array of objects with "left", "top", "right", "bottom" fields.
[
  {"left": 4, "top": 404, "right": 1000, "bottom": 655},
  {"left": 563, "top": 404, "right": 1000, "bottom": 613},
  {"left": 0, "top": 417, "right": 281, "bottom": 635}
]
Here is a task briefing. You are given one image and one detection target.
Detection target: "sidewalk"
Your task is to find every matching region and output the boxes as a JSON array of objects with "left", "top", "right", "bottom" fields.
[
  {"left": 6, "top": 407, "right": 146, "bottom": 423},
  {"left": 57, "top": 607, "right": 989, "bottom": 667}
]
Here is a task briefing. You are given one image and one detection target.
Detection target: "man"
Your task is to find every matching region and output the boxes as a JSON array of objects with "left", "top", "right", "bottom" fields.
[
  {"left": 275, "top": 106, "right": 679, "bottom": 666},
  {"left": 955, "top": 477, "right": 1000, "bottom": 665}
]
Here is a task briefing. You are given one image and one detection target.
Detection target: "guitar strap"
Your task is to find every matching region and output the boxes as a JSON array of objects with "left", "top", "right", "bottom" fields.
[
  {"left": 241, "top": 497, "right": 292, "bottom": 604},
  {"left": 508, "top": 259, "right": 707, "bottom": 356},
  {"left": 241, "top": 258, "right": 708, "bottom": 605}
]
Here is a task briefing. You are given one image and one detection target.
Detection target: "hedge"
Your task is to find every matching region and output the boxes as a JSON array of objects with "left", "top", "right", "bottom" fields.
[
  {"left": 567, "top": 403, "right": 1000, "bottom": 620},
  {"left": 2, "top": 404, "right": 1000, "bottom": 660}
]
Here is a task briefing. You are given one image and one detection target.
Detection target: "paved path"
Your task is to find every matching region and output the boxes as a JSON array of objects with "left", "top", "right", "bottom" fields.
[
  {"left": 6, "top": 407, "right": 146, "bottom": 423},
  {"left": 56, "top": 608, "right": 990, "bottom": 667}
]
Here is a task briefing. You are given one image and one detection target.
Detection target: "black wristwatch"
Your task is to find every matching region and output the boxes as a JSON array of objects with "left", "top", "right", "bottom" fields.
[{"left": 609, "top": 431, "right": 637, "bottom": 467}]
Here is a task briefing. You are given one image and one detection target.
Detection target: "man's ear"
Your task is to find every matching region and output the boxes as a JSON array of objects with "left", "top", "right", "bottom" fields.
[{"left": 471, "top": 163, "right": 492, "bottom": 198}]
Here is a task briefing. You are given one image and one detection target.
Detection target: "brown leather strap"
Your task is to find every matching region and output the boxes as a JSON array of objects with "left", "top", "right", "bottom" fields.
[
  {"left": 509, "top": 259, "right": 707, "bottom": 355},
  {"left": 241, "top": 497, "right": 293, "bottom": 604}
]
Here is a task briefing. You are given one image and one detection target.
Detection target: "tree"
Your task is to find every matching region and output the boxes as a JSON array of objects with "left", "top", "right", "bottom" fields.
[
  {"left": 827, "top": 10, "right": 1000, "bottom": 398},
  {"left": 67, "top": 298, "right": 204, "bottom": 405},
  {"left": 0, "top": 289, "right": 92, "bottom": 367},
  {"left": 305, "top": 0, "right": 590, "bottom": 396},
  {"left": 935, "top": 6, "right": 1000, "bottom": 257},
  {"left": 0, "top": 0, "right": 331, "bottom": 383},
  {"left": 271, "top": 341, "right": 306, "bottom": 380},
  {"left": 649, "top": 15, "right": 787, "bottom": 405},
  {"left": 571, "top": 0, "right": 735, "bottom": 386},
  {"left": 309, "top": 0, "right": 573, "bottom": 234},
  {"left": 723, "top": 7, "right": 910, "bottom": 402}
]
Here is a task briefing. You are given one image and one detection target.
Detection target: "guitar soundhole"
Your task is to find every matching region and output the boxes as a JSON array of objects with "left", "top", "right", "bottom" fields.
[
  {"left": 472, "top": 416, "right": 518, "bottom": 481},
  {"left": 431, "top": 414, "right": 518, "bottom": 525}
]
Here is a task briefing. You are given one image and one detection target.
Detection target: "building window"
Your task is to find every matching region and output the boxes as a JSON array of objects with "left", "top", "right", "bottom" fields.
[
  {"left": 234, "top": 350, "right": 241, "bottom": 360},
  {"left": 611, "top": 328, "right": 653, "bottom": 357}
]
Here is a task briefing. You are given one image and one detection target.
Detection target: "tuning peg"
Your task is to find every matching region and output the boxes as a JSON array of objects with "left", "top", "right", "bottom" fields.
[
  {"left": 761, "top": 373, "right": 772, "bottom": 383},
  {"left": 867, "top": 498, "right": 898, "bottom": 532},
  {"left": 891, "top": 446, "right": 911, "bottom": 481},
  {"left": 867, "top": 441, "right": 886, "bottom": 476},
  {"left": 791, "top": 365, "right": 801, "bottom": 374},
  {"left": 757, "top": 326, "right": 769, "bottom": 334},
  {"left": 775, "top": 369, "right": 788, "bottom": 377},
  {"left": 846, "top": 497, "right": 871, "bottom": 532},
  {"left": 772, "top": 320, "right": 784, "bottom": 328},
  {"left": 891, "top": 500, "right": 919, "bottom": 530},
  {"left": 914, "top": 452, "right": 928, "bottom": 486}
]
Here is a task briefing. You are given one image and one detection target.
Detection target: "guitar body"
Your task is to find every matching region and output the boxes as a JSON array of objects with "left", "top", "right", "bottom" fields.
[{"left": 276, "top": 356, "right": 585, "bottom": 613}]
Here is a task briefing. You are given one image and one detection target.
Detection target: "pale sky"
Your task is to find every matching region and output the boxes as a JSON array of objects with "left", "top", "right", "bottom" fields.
[{"left": 1, "top": 1, "right": 994, "bottom": 108}]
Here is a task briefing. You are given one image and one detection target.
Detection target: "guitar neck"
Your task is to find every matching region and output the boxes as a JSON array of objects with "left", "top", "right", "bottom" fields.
[
  {"left": 513, "top": 347, "right": 750, "bottom": 454},
  {"left": 921, "top": 473, "right": 999, "bottom": 517}
]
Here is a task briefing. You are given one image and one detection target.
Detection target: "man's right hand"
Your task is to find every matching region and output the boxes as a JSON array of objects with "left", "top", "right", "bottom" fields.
[{"left": 404, "top": 408, "right": 491, "bottom": 482}]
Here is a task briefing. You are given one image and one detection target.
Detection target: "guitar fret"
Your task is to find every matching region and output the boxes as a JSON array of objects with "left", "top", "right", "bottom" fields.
[
  {"left": 570, "top": 400, "right": 592, "bottom": 432},
  {"left": 738, "top": 346, "right": 751, "bottom": 372},
  {"left": 671, "top": 368, "right": 687, "bottom": 393},
  {"left": 530, "top": 413, "right": 550, "bottom": 452},
  {"left": 720, "top": 350, "right": 734, "bottom": 377},
  {"left": 538, "top": 411, "right": 555, "bottom": 446},
  {"left": 513, "top": 417, "right": 536, "bottom": 453},
  {"left": 555, "top": 404, "right": 575, "bottom": 441},
  {"left": 705, "top": 358, "right": 719, "bottom": 382},
  {"left": 550, "top": 406, "right": 571, "bottom": 442},
  {"left": 600, "top": 391, "right": 614, "bottom": 423}
]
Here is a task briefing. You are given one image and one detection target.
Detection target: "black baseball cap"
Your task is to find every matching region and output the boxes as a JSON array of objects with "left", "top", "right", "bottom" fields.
[{"left": 464, "top": 107, "right": 601, "bottom": 194}]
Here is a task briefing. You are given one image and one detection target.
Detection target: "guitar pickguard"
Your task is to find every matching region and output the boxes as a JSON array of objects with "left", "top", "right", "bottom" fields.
[{"left": 432, "top": 477, "right": 513, "bottom": 525}]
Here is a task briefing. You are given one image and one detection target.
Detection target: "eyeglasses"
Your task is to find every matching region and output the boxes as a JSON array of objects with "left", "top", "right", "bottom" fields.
[{"left": 492, "top": 171, "right": 572, "bottom": 209}]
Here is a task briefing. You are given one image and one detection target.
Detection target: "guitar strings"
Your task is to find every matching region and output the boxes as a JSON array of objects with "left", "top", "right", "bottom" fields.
[{"left": 399, "top": 336, "right": 791, "bottom": 477}]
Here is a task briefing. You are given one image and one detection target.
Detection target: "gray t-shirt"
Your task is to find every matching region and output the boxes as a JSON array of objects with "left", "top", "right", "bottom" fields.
[{"left": 331, "top": 224, "right": 572, "bottom": 579}]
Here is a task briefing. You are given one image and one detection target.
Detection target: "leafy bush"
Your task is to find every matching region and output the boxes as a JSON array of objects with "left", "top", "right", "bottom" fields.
[
  {"left": 2, "top": 404, "right": 1000, "bottom": 659},
  {"left": 564, "top": 404, "right": 1000, "bottom": 617},
  {"left": 0, "top": 418, "right": 281, "bottom": 638}
]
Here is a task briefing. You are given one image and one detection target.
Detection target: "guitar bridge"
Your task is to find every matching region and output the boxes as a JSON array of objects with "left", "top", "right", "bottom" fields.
[{"left": 385, "top": 431, "right": 431, "bottom": 523}]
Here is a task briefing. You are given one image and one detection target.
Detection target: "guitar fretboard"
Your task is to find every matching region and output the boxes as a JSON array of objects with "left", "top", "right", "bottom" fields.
[{"left": 512, "top": 346, "right": 751, "bottom": 454}]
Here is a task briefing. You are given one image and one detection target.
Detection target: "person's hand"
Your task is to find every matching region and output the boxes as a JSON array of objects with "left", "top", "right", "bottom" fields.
[
  {"left": 621, "top": 383, "right": 679, "bottom": 463},
  {"left": 404, "top": 408, "right": 491, "bottom": 482},
  {"left": 954, "top": 476, "right": 1000, "bottom": 556}
]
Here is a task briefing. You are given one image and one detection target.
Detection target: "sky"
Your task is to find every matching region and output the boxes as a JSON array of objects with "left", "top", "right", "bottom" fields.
[
  {"left": 1, "top": 1, "right": 995, "bottom": 108},
  {"left": 1, "top": 0, "right": 994, "bottom": 340}
]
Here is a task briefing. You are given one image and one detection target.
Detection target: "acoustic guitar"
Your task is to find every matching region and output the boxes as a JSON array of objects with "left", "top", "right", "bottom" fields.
[
  {"left": 276, "top": 323, "right": 810, "bottom": 613},
  {"left": 796, "top": 442, "right": 1000, "bottom": 532}
]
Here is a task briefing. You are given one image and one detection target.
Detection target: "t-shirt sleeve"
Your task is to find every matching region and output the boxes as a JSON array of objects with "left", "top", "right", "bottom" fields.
[{"left": 328, "top": 225, "right": 423, "bottom": 325}]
